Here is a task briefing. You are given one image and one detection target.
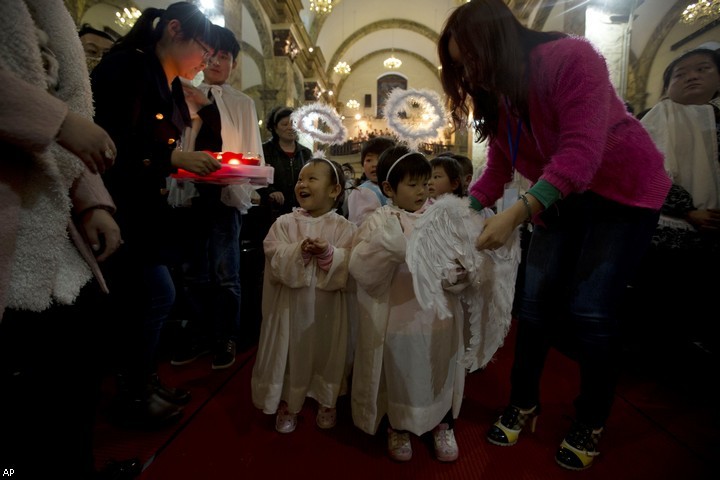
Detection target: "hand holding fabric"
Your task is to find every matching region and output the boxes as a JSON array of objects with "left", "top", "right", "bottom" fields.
[
  {"left": 56, "top": 111, "right": 116, "bottom": 174},
  {"left": 80, "top": 208, "right": 122, "bottom": 262}
]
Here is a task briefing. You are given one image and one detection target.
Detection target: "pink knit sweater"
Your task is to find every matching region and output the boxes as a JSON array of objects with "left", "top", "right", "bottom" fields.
[{"left": 470, "top": 36, "right": 671, "bottom": 210}]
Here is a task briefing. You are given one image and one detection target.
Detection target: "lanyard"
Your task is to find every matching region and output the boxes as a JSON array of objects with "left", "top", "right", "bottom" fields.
[{"left": 504, "top": 98, "right": 522, "bottom": 172}]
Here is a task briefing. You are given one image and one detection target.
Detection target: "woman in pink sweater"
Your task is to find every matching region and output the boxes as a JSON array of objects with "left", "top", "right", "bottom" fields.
[{"left": 438, "top": 0, "right": 671, "bottom": 470}]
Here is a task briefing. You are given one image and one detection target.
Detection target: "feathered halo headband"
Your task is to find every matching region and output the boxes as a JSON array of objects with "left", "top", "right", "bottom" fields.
[
  {"left": 382, "top": 87, "right": 448, "bottom": 152},
  {"left": 290, "top": 102, "right": 348, "bottom": 159}
]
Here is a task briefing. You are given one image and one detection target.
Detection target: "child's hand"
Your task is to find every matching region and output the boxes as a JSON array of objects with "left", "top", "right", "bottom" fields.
[
  {"left": 441, "top": 261, "right": 469, "bottom": 292},
  {"left": 303, "top": 237, "right": 329, "bottom": 255}
]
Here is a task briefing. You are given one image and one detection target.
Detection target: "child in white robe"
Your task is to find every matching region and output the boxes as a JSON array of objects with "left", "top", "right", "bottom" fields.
[
  {"left": 251, "top": 158, "right": 357, "bottom": 433},
  {"left": 349, "top": 146, "right": 467, "bottom": 463},
  {"left": 428, "top": 155, "right": 465, "bottom": 201}
]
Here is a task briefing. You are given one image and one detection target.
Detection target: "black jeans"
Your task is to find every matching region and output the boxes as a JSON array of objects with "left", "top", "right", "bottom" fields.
[{"left": 510, "top": 192, "right": 659, "bottom": 428}]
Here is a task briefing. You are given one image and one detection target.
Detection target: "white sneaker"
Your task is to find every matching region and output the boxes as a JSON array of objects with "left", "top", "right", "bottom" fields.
[{"left": 433, "top": 423, "right": 459, "bottom": 462}]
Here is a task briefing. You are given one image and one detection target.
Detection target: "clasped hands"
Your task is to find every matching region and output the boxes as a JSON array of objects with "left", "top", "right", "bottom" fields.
[{"left": 301, "top": 237, "right": 329, "bottom": 256}]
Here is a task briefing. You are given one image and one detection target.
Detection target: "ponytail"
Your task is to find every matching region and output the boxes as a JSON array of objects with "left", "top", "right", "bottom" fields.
[{"left": 108, "top": 2, "right": 213, "bottom": 54}]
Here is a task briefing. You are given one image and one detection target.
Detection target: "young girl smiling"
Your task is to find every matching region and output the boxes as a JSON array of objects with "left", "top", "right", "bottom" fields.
[{"left": 252, "top": 158, "right": 357, "bottom": 433}]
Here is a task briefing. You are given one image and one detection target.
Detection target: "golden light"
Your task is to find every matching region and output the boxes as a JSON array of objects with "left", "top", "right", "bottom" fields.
[
  {"left": 346, "top": 99, "right": 360, "bottom": 109},
  {"left": 681, "top": 1, "right": 720, "bottom": 24},
  {"left": 114, "top": 7, "right": 141, "bottom": 29},
  {"left": 334, "top": 61, "right": 351, "bottom": 75},
  {"left": 383, "top": 55, "right": 402, "bottom": 69},
  {"left": 310, "top": 0, "right": 333, "bottom": 15}
]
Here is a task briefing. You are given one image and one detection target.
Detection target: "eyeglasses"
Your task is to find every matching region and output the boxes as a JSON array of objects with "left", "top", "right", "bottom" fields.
[{"left": 192, "top": 37, "right": 213, "bottom": 63}]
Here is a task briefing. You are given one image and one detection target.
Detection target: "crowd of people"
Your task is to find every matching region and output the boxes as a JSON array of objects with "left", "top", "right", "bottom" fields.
[{"left": 1, "top": 0, "right": 718, "bottom": 478}]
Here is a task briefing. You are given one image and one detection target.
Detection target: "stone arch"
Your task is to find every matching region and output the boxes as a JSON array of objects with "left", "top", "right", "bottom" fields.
[
  {"left": 325, "top": 19, "right": 439, "bottom": 80},
  {"left": 335, "top": 48, "right": 440, "bottom": 96},
  {"left": 627, "top": 1, "right": 688, "bottom": 112}
]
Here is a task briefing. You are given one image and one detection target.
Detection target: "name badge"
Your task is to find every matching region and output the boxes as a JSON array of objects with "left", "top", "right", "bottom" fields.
[{"left": 500, "top": 181, "right": 519, "bottom": 213}]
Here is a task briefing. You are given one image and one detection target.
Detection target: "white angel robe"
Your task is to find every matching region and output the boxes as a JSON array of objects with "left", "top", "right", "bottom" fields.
[
  {"left": 251, "top": 209, "right": 357, "bottom": 415},
  {"left": 349, "top": 205, "right": 467, "bottom": 436}
]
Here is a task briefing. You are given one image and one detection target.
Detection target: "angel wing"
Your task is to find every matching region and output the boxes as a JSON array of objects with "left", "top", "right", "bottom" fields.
[
  {"left": 406, "top": 194, "right": 522, "bottom": 372},
  {"left": 407, "top": 195, "right": 487, "bottom": 318}
]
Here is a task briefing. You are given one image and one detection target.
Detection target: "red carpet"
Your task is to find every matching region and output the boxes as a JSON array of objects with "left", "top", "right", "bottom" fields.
[{"left": 93, "top": 324, "right": 717, "bottom": 479}]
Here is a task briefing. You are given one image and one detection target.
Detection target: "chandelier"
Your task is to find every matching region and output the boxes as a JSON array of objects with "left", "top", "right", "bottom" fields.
[
  {"left": 334, "top": 61, "right": 351, "bottom": 75},
  {"left": 114, "top": 7, "right": 142, "bottom": 30},
  {"left": 681, "top": 1, "right": 720, "bottom": 24},
  {"left": 383, "top": 55, "right": 402, "bottom": 69},
  {"left": 310, "top": 0, "right": 333, "bottom": 15},
  {"left": 346, "top": 99, "right": 360, "bottom": 109}
]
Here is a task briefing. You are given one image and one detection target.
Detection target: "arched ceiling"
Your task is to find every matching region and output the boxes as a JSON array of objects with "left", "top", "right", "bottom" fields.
[{"left": 117, "top": 1, "right": 719, "bottom": 110}]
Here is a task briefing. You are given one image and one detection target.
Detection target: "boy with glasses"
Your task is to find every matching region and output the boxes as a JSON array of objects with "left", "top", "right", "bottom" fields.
[{"left": 171, "top": 25, "right": 264, "bottom": 370}]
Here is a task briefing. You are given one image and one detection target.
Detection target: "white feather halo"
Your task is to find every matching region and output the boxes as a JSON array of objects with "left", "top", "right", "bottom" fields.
[
  {"left": 290, "top": 102, "right": 348, "bottom": 146},
  {"left": 383, "top": 88, "right": 447, "bottom": 151}
]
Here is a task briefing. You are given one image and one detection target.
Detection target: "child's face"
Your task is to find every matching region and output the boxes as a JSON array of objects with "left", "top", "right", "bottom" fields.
[
  {"left": 295, "top": 163, "right": 340, "bottom": 217},
  {"left": 362, "top": 153, "right": 380, "bottom": 183},
  {"left": 384, "top": 174, "right": 429, "bottom": 212},
  {"left": 428, "top": 166, "right": 459, "bottom": 199}
]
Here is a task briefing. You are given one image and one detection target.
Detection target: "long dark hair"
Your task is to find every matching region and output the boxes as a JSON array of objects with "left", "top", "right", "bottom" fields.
[
  {"left": 109, "top": 2, "right": 213, "bottom": 54},
  {"left": 438, "top": 0, "right": 564, "bottom": 142}
]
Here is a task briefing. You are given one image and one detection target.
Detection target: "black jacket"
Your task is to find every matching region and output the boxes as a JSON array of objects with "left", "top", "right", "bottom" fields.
[
  {"left": 91, "top": 47, "right": 190, "bottom": 258},
  {"left": 259, "top": 139, "right": 312, "bottom": 215}
]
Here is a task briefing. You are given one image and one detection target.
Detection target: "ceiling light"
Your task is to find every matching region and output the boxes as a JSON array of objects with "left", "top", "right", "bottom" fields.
[
  {"left": 681, "top": 1, "right": 720, "bottom": 24},
  {"left": 383, "top": 55, "right": 402, "bottom": 69},
  {"left": 310, "top": 0, "right": 333, "bottom": 15},
  {"left": 114, "top": 7, "right": 141, "bottom": 29},
  {"left": 334, "top": 61, "right": 351, "bottom": 75},
  {"left": 346, "top": 99, "right": 360, "bottom": 109}
]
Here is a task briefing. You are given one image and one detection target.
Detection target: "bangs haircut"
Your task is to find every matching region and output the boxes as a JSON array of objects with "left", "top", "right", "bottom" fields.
[
  {"left": 213, "top": 24, "right": 240, "bottom": 60},
  {"left": 361, "top": 136, "right": 396, "bottom": 163},
  {"left": 430, "top": 155, "right": 464, "bottom": 197},
  {"left": 306, "top": 157, "right": 347, "bottom": 208},
  {"left": 377, "top": 146, "right": 431, "bottom": 193}
]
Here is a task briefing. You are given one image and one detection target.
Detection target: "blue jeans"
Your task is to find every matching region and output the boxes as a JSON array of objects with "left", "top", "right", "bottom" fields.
[
  {"left": 181, "top": 186, "right": 241, "bottom": 345},
  {"left": 142, "top": 263, "right": 177, "bottom": 370},
  {"left": 510, "top": 192, "right": 659, "bottom": 428},
  {"left": 102, "top": 245, "right": 177, "bottom": 392}
]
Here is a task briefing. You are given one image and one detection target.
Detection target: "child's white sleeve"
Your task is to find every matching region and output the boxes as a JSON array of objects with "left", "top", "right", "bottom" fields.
[
  {"left": 263, "top": 217, "right": 311, "bottom": 288},
  {"left": 315, "top": 221, "right": 358, "bottom": 291},
  {"left": 348, "top": 187, "right": 381, "bottom": 226},
  {"left": 349, "top": 212, "right": 405, "bottom": 298}
]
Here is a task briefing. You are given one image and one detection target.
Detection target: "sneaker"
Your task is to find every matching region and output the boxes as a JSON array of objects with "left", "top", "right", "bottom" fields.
[
  {"left": 275, "top": 403, "right": 297, "bottom": 433},
  {"left": 211, "top": 339, "right": 236, "bottom": 370},
  {"left": 171, "top": 342, "right": 210, "bottom": 366},
  {"left": 387, "top": 428, "right": 412, "bottom": 461},
  {"left": 433, "top": 423, "right": 459, "bottom": 462},
  {"left": 149, "top": 373, "right": 191, "bottom": 405},
  {"left": 486, "top": 404, "right": 538, "bottom": 446},
  {"left": 556, "top": 422, "right": 603, "bottom": 470},
  {"left": 316, "top": 405, "right": 337, "bottom": 429}
]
